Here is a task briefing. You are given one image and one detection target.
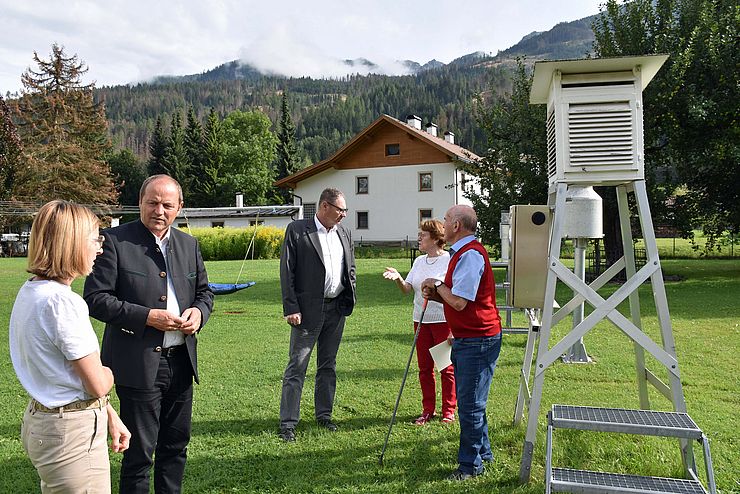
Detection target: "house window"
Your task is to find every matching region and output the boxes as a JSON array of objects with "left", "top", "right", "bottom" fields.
[
  {"left": 177, "top": 222, "right": 189, "bottom": 229},
  {"left": 419, "top": 172, "right": 433, "bottom": 191},
  {"left": 419, "top": 209, "right": 433, "bottom": 224},
  {"left": 385, "top": 143, "right": 400, "bottom": 156},
  {"left": 357, "top": 211, "right": 369, "bottom": 229},
  {"left": 303, "top": 203, "right": 316, "bottom": 218},
  {"left": 211, "top": 221, "right": 224, "bottom": 228},
  {"left": 356, "top": 176, "right": 369, "bottom": 194},
  {"left": 249, "top": 220, "right": 264, "bottom": 226}
]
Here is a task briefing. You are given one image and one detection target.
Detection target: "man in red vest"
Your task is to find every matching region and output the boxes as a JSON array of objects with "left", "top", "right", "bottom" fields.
[{"left": 422, "top": 205, "right": 502, "bottom": 481}]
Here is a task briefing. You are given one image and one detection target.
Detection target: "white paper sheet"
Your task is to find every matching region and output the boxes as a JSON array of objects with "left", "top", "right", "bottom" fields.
[{"left": 429, "top": 339, "right": 452, "bottom": 370}]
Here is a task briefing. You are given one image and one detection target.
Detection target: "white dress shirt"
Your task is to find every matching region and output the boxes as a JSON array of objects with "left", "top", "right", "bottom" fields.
[
  {"left": 154, "top": 230, "right": 185, "bottom": 347},
  {"left": 314, "top": 215, "right": 345, "bottom": 298}
]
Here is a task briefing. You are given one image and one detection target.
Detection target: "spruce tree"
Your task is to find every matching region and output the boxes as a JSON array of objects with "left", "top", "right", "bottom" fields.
[
  {"left": 184, "top": 107, "right": 205, "bottom": 204},
  {"left": 14, "top": 43, "right": 117, "bottom": 204},
  {"left": 163, "top": 111, "right": 190, "bottom": 196},
  {"left": 148, "top": 116, "right": 168, "bottom": 176},
  {"left": 274, "top": 92, "right": 300, "bottom": 204},
  {"left": 194, "top": 108, "right": 225, "bottom": 206}
]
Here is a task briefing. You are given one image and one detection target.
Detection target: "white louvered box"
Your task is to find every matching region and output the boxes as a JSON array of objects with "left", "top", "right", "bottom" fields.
[{"left": 531, "top": 55, "right": 668, "bottom": 186}]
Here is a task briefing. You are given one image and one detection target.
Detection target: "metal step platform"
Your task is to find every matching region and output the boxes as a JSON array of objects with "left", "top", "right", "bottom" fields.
[
  {"left": 551, "top": 468, "right": 707, "bottom": 494},
  {"left": 551, "top": 405, "right": 703, "bottom": 439},
  {"left": 545, "top": 405, "right": 716, "bottom": 494}
]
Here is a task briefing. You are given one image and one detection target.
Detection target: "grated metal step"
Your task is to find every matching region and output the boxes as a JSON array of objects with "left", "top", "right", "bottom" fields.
[
  {"left": 552, "top": 468, "right": 706, "bottom": 494},
  {"left": 551, "top": 405, "right": 702, "bottom": 439}
]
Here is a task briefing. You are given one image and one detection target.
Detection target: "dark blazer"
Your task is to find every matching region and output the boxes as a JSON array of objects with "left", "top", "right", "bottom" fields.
[
  {"left": 84, "top": 220, "right": 214, "bottom": 389},
  {"left": 280, "top": 218, "right": 356, "bottom": 330}
]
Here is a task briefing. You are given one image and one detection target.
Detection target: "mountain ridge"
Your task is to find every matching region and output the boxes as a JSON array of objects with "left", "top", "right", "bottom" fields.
[{"left": 146, "top": 14, "right": 597, "bottom": 85}]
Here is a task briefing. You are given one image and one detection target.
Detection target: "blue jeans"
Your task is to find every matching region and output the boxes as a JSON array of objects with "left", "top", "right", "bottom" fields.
[{"left": 451, "top": 334, "right": 502, "bottom": 475}]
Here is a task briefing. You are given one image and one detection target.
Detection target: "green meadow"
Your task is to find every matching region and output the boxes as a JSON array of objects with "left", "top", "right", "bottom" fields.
[{"left": 0, "top": 257, "right": 737, "bottom": 493}]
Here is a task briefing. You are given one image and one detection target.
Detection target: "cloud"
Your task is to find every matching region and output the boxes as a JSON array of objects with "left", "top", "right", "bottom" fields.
[
  {"left": 237, "top": 23, "right": 414, "bottom": 78},
  {"left": 0, "top": 0, "right": 607, "bottom": 92}
]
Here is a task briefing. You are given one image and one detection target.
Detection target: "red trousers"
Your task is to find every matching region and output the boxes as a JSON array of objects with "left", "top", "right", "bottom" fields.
[{"left": 414, "top": 321, "right": 456, "bottom": 416}]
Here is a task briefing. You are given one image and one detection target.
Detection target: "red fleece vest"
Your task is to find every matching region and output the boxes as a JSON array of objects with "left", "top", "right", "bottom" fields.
[{"left": 443, "top": 239, "right": 501, "bottom": 338}]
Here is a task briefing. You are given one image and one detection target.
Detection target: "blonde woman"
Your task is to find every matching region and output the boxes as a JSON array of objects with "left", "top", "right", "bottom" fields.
[
  {"left": 9, "top": 200, "right": 130, "bottom": 493},
  {"left": 383, "top": 219, "right": 456, "bottom": 425}
]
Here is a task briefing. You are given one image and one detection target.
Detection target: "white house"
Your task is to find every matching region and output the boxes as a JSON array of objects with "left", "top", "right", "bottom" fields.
[{"left": 274, "top": 114, "right": 480, "bottom": 243}]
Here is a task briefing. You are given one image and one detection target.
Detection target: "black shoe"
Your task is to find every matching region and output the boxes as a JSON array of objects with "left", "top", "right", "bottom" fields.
[
  {"left": 447, "top": 468, "right": 478, "bottom": 481},
  {"left": 317, "top": 418, "right": 338, "bottom": 432},
  {"left": 279, "top": 427, "right": 296, "bottom": 442}
]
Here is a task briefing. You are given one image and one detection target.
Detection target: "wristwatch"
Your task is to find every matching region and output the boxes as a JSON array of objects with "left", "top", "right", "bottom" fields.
[{"left": 434, "top": 280, "right": 444, "bottom": 288}]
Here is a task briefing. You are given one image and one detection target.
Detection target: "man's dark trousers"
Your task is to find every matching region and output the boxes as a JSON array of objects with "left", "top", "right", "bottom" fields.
[
  {"left": 280, "top": 298, "right": 345, "bottom": 428},
  {"left": 117, "top": 349, "right": 193, "bottom": 493}
]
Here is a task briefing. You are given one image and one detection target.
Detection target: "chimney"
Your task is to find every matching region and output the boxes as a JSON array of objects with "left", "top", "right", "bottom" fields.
[
  {"left": 425, "top": 122, "right": 438, "bottom": 137},
  {"left": 235, "top": 193, "right": 244, "bottom": 208},
  {"left": 406, "top": 114, "right": 422, "bottom": 130},
  {"left": 444, "top": 131, "right": 455, "bottom": 145}
]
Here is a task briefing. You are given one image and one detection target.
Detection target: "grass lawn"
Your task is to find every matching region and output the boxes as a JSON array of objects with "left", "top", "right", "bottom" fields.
[{"left": 0, "top": 257, "right": 737, "bottom": 493}]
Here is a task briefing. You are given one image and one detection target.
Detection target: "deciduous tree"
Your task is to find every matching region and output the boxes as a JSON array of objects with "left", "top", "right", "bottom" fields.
[
  {"left": 221, "top": 110, "right": 277, "bottom": 205},
  {"left": 462, "top": 60, "right": 548, "bottom": 247},
  {"left": 593, "top": 0, "right": 739, "bottom": 251},
  {"left": 107, "top": 148, "right": 145, "bottom": 206}
]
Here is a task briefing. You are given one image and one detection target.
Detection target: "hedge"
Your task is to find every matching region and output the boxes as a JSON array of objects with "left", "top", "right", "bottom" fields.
[{"left": 189, "top": 226, "right": 284, "bottom": 261}]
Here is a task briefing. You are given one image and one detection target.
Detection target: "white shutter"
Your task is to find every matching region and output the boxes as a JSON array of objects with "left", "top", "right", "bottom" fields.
[
  {"left": 568, "top": 101, "right": 634, "bottom": 168},
  {"left": 546, "top": 109, "right": 557, "bottom": 181}
]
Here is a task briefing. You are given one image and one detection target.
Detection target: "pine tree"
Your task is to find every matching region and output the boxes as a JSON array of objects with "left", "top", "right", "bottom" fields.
[
  {"left": 274, "top": 92, "right": 300, "bottom": 204},
  {"left": 14, "top": 43, "right": 117, "bottom": 204},
  {"left": 148, "top": 116, "right": 168, "bottom": 176}
]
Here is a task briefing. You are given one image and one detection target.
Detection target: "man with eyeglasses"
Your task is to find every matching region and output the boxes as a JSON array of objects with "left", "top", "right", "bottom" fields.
[{"left": 278, "top": 187, "right": 356, "bottom": 442}]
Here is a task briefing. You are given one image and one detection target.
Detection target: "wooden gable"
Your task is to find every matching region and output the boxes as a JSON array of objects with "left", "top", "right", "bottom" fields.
[
  {"left": 335, "top": 120, "right": 452, "bottom": 170},
  {"left": 274, "top": 114, "right": 479, "bottom": 189}
]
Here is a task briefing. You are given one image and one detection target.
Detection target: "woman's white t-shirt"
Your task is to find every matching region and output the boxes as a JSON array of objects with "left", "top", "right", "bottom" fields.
[
  {"left": 9, "top": 279, "right": 99, "bottom": 408},
  {"left": 404, "top": 252, "right": 451, "bottom": 323}
]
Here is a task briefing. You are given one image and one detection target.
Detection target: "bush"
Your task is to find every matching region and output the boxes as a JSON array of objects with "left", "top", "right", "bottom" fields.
[{"left": 189, "top": 226, "right": 285, "bottom": 261}]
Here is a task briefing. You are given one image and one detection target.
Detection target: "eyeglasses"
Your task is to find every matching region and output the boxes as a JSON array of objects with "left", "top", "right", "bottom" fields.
[
  {"left": 326, "top": 202, "right": 349, "bottom": 214},
  {"left": 92, "top": 235, "right": 105, "bottom": 247}
]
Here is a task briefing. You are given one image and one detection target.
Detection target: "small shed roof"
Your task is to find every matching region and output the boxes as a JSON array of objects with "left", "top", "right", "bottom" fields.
[{"left": 178, "top": 205, "right": 300, "bottom": 219}]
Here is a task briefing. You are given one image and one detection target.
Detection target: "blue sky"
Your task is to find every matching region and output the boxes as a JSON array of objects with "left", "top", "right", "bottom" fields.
[{"left": 0, "top": 0, "right": 605, "bottom": 94}]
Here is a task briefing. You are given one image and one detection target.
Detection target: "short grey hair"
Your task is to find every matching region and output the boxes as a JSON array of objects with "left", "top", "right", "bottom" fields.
[
  {"left": 319, "top": 188, "right": 344, "bottom": 205},
  {"left": 451, "top": 205, "right": 477, "bottom": 233}
]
